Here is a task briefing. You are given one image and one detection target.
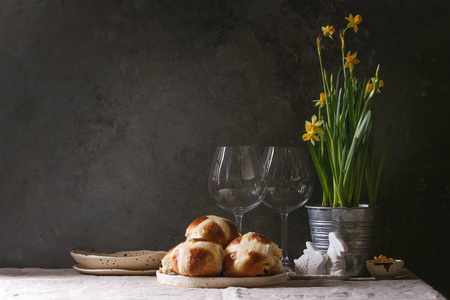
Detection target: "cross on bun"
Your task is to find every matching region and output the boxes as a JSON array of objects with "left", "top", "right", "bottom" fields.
[
  {"left": 160, "top": 238, "right": 223, "bottom": 277},
  {"left": 185, "top": 215, "right": 240, "bottom": 248},
  {"left": 223, "top": 232, "right": 283, "bottom": 277}
]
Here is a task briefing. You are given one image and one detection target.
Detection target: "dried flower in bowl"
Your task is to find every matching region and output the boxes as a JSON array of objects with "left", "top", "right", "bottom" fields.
[{"left": 373, "top": 255, "right": 395, "bottom": 263}]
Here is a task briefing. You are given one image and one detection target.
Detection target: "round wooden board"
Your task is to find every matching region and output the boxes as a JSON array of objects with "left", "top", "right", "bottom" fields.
[{"left": 156, "top": 271, "right": 288, "bottom": 288}]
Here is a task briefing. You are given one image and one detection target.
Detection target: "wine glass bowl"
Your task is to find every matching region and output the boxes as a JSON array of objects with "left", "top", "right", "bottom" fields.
[
  {"left": 262, "top": 146, "right": 313, "bottom": 272},
  {"left": 208, "top": 146, "right": 266, "bottom": 232}
]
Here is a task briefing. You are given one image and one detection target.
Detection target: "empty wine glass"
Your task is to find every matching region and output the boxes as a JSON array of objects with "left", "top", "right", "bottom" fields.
[
  {"left": 208, "top": 146, "right": 266, "bottom": 232},
  {"left": 262, "top": 146, "right": 313, "bottom": 272}
]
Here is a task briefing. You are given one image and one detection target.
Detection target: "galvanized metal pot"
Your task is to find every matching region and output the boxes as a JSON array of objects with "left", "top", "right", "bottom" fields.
[{"left": 306, "top": 205, "right": 377, "bottom": 277}]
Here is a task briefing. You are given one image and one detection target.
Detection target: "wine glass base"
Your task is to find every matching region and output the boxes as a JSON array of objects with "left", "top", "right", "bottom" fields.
[{"left": 282, "top": 261, "right": 295, "bottom": 273}]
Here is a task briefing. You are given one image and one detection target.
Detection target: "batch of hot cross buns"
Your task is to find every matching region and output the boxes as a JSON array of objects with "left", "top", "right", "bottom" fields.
[{"left": 159, "top": 215, "right": 283, "bottom": 277}]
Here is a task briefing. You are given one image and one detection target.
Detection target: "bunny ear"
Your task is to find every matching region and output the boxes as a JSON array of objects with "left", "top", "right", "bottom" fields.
[
  {"left": 306, "top": 241, "right": 319, "bottom": 251},
  {"left": 304, "top": 241, "right": 319, "bottom": 256},
  {"left": 329, "top": 232, "right": 348, "bottom": 252}
]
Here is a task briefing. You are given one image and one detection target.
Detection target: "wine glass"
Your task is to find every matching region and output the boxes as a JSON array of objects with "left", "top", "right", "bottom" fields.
[
  {"left": 208, "top": 146, "right": 266, "bottom": 232},
  {"left": 262, "top": 146, "right": 313, "bottom": 272}
]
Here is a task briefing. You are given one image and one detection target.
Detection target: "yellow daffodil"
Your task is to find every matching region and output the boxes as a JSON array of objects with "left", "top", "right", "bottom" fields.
[
  {"left": 305, "top": 115, "right": 324, "bottom": 136},
  {"left": 322, "top": 25, "right": 335, "bottom": 39},
  {"left": 302, "top": 132, "right": 320, "bottom": 145},
  {"left": 345, "top": 14, "right": 362, "bottom": 33},
  {"left": 313, "top": 93, "right": 327, "bottom": 108},
  {"left": 344, "top": 51, "right": 360, "bottom": 71},
  {"left": 303, "top": 115, "right": 323, "bottom": 145},
  {"left": 366, "top": 78, "right": 385, "bottom": 94}
]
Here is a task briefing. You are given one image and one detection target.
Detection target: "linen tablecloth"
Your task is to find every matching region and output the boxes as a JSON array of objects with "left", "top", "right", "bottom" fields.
[{"left": 0, "top": 268, "right": 445, "bottom": 299}]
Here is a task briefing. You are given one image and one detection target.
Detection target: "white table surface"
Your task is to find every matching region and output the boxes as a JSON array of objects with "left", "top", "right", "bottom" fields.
[{"left": 0, "top": 268, "right": 445, "bottom": 300}]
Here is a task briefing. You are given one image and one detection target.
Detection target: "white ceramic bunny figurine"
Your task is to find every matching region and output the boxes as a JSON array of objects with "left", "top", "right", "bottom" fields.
[
  {"left": 294, "top": 241, "right": 328, "bottom": 275},
  {"left": 325, "top": 232, "right": 348, "bottom": 276}
]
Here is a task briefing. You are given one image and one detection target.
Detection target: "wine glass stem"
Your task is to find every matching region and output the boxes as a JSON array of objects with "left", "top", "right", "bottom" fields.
[
  {"left": 280, "top": 211, "right": 291, "bottom": 269},
  {"left": 234, "top": 213, "right": 243, "bottom": 232}
]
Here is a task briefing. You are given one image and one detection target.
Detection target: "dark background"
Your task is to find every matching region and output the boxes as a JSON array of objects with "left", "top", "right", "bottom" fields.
[{"left": 1, "top": 0, "right": 449, "bottom": 297}]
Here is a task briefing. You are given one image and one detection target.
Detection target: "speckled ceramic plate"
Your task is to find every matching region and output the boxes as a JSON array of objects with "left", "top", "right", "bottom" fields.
[
  {"left": 73, "top": 264, "right": 157, "bottom": 275},
  {"left": 156, "top": 271, "right": 288, "bottom": 288},
  {"left": 288, "top": 272, "right": 351, "bottom": 280},
  {"left": 70, "top": 250, "right": 166, "bottom": 270}
]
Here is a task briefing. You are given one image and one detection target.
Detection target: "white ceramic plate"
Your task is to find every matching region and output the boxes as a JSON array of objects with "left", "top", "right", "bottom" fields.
[
  {"left": 156, "top": 271, "right": 288, "bottom": 288},
  {"left": 70, "top": 250, "right": 166, "bottom": 270},
  {"left": 288, "top": 272, "right": 351, "bottom": 280},
  {"left": 73, "top": 264, "right": 157, "bottom": 275}
]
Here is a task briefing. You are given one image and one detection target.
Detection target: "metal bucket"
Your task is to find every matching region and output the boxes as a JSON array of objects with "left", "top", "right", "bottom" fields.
[{"left": 306, "top": 205, "right": 376, "bottom": 277}]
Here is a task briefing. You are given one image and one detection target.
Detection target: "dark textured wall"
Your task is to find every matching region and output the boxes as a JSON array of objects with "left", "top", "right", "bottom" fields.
[{"left": 1, "top": 0, "right": 449, "bottom": 297}]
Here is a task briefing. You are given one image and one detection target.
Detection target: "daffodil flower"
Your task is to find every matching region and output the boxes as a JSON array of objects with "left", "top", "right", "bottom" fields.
[
  {"left": 322, "top": 25, "right": 335, "bottom": 40},
  {"left": 366, "top": 77, "right": 385, "bottom": 94},
  {"left": 313, "top": 93, "right": 327, "bottom": 108},
  {"left": 345, "top": 14, "right": 362, "bottom": 33},
  {"left": 344, "top": 51, "right": 360, "bottom": 71},
  {"left": 303, "top": 115, "right": 324, "bottom": 146},
  {"left": 302, "top": 132, "right": 320, "bottom": 146},
  {"left": 305, "top": 115, "right": 324, "bottom": 136},
  {"left": 377, "top": 79, "right": 385, "bottom": 92}
]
